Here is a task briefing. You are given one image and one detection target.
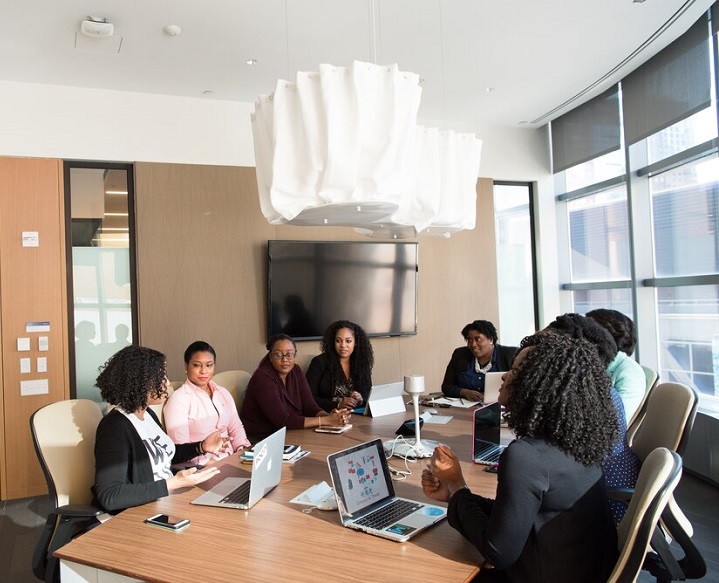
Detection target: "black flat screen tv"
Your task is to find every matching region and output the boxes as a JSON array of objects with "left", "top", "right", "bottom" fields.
[{"left": 268, "top": 240, "right": 418, "bottom": 341}]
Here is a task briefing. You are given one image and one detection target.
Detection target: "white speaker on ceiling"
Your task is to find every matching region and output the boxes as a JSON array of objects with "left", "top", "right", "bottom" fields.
[{"left": 80, "top": 18, "right": 114, "bottom": 38}]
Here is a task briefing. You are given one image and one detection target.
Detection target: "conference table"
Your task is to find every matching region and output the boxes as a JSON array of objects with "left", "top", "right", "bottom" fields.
[{"left": 56, "top": 406, "right": 499, "bottom": 583}]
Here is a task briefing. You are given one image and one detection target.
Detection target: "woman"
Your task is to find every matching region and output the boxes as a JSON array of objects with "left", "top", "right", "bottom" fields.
[
  {"left": 441, "top": 320, "right": 516, "bottom": 401},
  {"left": 306, "top": 320, "right": 374, "bottom": 412},
  {"left": 423, "top": 333, "right": 619, "bottom": 583},
  {"left": 240, "top": 334, "right": 351, "bottom": 442},
  {"left": 92, "top": 345, "right": 227, "bottom": 514},
  {"left": 587, "top": 308, "right": 646, "bottom": 422},
  {"left": 163, "top": 340, "right": 251, "bottom": 464},
  {"left": 545, "top": 313, "right": 641, "bottom": 524}
]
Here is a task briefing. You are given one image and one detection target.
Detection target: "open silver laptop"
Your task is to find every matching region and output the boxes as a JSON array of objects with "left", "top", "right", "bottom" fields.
[
  {"left": 483, "top": 372, "right": 503, "bottom": 403},
  {"left": 191, "top": 426, "right": 285, "bottom": 509},
  {"left": 472, "top": 402, "right": 512, "bottom": 465},
  {"left": 327, "top": 438, "right": 446, "bottom": 542}
]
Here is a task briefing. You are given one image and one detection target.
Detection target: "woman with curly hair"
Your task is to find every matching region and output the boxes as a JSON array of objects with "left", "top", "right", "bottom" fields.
[
  {"left": 92, "top": 345, "right": 228, "bottom": 514},
  {"left": 306, "top": 320, "right": 374, "bottom": 412},
  {"left": 422, "top": 333, "right": 619, "bottom": 583},
  {"left": 441, "top": 320, "right": 516, "bottom": 402},
  {"left": 587, "top": 308, "right": 646, "bottom": 422}
]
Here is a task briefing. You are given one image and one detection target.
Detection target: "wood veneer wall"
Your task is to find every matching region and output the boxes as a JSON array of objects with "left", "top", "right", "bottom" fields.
[
  {"left": 0, "top": 157, "right": 69, "bottom": 500},
  {"left": 135, "top": 163, "right": 498, "bottom": 390}
]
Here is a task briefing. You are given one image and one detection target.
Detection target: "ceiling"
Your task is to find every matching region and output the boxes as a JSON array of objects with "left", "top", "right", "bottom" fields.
[{"left": 0, "top": 0, "right": 713, "bottom": 132}]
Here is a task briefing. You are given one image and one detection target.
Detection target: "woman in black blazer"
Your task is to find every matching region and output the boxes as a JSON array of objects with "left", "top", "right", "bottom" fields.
[
  {"left": 306, "top": 320, "right": 374, "bottom": 412},
  {"left": 441, "top": 320, "right": 516, "bottom": 401}
]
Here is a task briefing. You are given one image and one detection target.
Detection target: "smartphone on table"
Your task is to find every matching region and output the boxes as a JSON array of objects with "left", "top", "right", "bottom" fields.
[{"left": 144, "top": 513, "right": 190, "bottom": 531}]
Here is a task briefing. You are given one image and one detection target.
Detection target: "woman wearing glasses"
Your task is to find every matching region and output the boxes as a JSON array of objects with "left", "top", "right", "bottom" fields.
[
  {"left": 441, "top": 320, "right": 516, "bottom": 402},
  {"left": 240, "top": 334, "right": 351, "bottom": 442}
]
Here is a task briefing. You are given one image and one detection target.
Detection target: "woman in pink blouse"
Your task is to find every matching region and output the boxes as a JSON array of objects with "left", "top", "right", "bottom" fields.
[{"left": 164, "top": 341, "right": 251, "bottom": 465}]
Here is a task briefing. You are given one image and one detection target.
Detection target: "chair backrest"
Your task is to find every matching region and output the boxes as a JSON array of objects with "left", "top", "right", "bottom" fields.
[
  {"left": 147, "top": 384, "right": 174, "bottom": 429},
  {"left": 631, "top": 381, "right": 699, "bottom": 462},
  {"left": 608, "top": 447, "right": 682, "bottom": 583},
  {"left": 294, "top": 351, "right": 318, "bottom": 374},
  {"left": 30, "top": 399, "right": 103, "bottom": 508},
  {"left": 169, "top": 380, "right": 184, "bottom": 391},
  {"left": 213, "top": 370, "right": 252, "bottom": 411},
  {"left": 626, "top": 365, "right": 660, "bottom": 445}
]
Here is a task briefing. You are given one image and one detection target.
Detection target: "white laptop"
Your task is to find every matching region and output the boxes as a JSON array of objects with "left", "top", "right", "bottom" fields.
[
  {"left": 362, "top": 382, "right": 406, "bottom": 417},
  {"left": 327, "top": 438, "right": 446, "bottom": 542},
  {"left": 191, "top": 427, "right": 285, "bottom": 510},
  {"left": 483, "top": 372, "right": 503, "bottom": 404}
]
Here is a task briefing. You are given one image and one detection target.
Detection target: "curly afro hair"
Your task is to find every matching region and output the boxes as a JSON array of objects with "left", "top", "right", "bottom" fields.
[
  {"left": 586, "top": 308, "right": 636, "bottom": 356},
  {"left": 95, "top": 345, "right": 167, "bottom": 412},
  {"left": 319, "top": 320, "right": 374, "bottom": 391},
  {"left": 545, "top": 313, "right": 617, "bottom": 367},
  {"left": 504, "top": 332, "right": 619, "bottom": 466}
]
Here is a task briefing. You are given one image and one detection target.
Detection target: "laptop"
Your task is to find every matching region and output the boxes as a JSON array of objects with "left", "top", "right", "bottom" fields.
[
  {"left": 472, "top": 402, "right": 512, "bottom": 465},
  {"left": 191, "top": 426, "right": 285, "bottom": 510},
  {"left": 482, "top": 372, "right": 503, "bottom": 404},
  {"left": 362, "top": 381, "right": 406, "bottom": 417},
  {"left": 327, "top": 438, "right": 446, "bottom": 542}
]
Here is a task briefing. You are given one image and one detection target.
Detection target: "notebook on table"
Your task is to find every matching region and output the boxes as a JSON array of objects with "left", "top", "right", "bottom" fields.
[
  {"left": 482, "top": 372, "right": 503, "bottom": 404},
  {"left": 191, "top": 426, "right": 285, "bottom": 510},
  {"left": 472, "top": 402, "right": 512, "bottom": 465},
  {"left": 326, "top": 438, "right": 446, "bottom": 542}
]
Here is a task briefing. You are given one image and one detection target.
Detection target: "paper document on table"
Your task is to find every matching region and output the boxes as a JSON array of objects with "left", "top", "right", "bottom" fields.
[
  {"left": 424, "top": 415, "right": 453, "bottom": 424},
  {"left": 427, "top": 397, "right": 479, "bottom": 409}
]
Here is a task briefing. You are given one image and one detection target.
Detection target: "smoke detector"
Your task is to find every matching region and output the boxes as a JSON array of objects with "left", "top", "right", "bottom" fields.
[{"left": 80, "top": 16, "right": 114, "bottom": 37}]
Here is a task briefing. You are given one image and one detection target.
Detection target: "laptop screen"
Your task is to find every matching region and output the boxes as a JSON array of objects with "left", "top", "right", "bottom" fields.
[
  {"left": 473, "top": 402, "right": 501, "bottom": 452},
  {"left": 328, "top": 440, "right": 394, "bottom": 516}
]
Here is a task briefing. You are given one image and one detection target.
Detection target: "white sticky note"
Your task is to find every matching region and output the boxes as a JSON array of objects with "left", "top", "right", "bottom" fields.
[
  {"left": 17, "top": 337, "right": 31, "bottom": 351},
  {"left": 20, "top": 379, "right": 49, "bottom": 396},
  {"left": 37, "top": 357, "right": 47, "bottom": 373},
  {"left": 22, "top": 231, "right": 39, "bottom": 247},
  {"left": 20, "top": 358, "right": 31, "bottom": 373},
  {"left": 38, "top": 336, "right": 49, "bottom": 351}
]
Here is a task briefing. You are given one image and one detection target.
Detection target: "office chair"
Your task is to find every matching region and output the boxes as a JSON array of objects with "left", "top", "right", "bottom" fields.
[
  {"left": 147, "top": 384, "right": 175, "bottom": 430},
  {"left": 626, "top": 365, "right": 659, "bottom": 446},
  {"left": 614, "top": 382, "right": 706, "bottom": 581},
  {"left": 30, "top": 399, "right": 104, "bottom": 583},
  {"left": 212, "top": 369, "right": 252, "bottom": 412},
  {"left": 608, "top": 448, "right": 682, "bottom": 583}
]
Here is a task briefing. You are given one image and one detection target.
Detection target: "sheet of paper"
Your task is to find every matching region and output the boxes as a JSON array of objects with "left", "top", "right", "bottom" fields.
[
  {"left": 20, "top": 358, "right": 31, "bottom": 373},
  {"left": 17, "top": 337, "right": 31, "bottom": 351},
  {"left": 424, "top": 415, "right": 453, "bottom": 424},
  {"left": 37, "top": 357, "right": 48, "bottom": 373},
  {"left": 38, "top": 336, "right": 49, "bottom": 351},
  {"left": 426, "top": 397, "right": 479, "bottom": 409},
  {"left": 21, "top": 379, "right": 49, "bottom": 396}
]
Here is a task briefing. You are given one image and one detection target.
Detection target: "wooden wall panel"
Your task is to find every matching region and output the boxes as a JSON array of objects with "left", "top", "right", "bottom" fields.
[
  {"left": 134, "top": 164, "right": 498, "bottom": 393},
  {"left": 0, "top": 157, "right": 68, "bottom": 499}
]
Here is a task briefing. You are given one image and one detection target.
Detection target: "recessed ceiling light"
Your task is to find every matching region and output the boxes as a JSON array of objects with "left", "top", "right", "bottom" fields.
[{"left": 246, "top": 59, "right": 257, "bottom": 66}]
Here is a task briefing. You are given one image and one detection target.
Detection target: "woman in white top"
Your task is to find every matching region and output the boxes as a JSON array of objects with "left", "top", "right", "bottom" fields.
[{"left": 164, "top": 341, "right": 251, "bottom": 464}]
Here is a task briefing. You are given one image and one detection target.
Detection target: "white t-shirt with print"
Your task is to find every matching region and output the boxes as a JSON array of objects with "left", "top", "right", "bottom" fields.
[{"left": 121, "top": 409, "right": 175, "bottom": 481}]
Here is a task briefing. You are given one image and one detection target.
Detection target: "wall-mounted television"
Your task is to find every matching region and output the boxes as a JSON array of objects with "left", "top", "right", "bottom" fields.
[{"left": 268, "top": 240, "right": 418, "bottom": 341}]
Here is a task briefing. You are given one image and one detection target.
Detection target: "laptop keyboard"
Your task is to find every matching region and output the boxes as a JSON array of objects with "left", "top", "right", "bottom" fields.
[
  {"left": 219, "top": 480, "right": 251, "bottom": 505},
  {"left": 355, "top": 499, "right": 423, "bottom": 529}
]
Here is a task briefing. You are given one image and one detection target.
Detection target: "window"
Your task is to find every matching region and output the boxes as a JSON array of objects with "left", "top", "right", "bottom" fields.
[
  {"left": 494, "top": 182, "right": 537, "bottom": 344},
  {"left": 65, "top": 163, "right": 137, "bottom": 402}
]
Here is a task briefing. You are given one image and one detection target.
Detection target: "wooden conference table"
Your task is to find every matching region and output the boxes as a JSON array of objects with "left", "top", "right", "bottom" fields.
[{"left": 56, "top": 406, "right": 499, "bottom": 583}]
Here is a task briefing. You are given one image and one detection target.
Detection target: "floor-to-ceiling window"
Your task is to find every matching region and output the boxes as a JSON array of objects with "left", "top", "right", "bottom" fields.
[
  {"left": 552, "top": 10, "right": 719, "bottom": 412},
  {"left": 493, "top": 182, "right": 537, "bottom": 344},
  {"left": 65, "top": 162, "right": 137, "bottom": 402}
]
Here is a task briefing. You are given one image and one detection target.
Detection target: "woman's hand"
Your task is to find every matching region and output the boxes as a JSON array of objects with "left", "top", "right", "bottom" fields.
[
  {"left": 430, "top": 444, "right": 467, "bottom": 495},
  {"left": 339, "top": 392, "right": 363, "bottom": 409},
  {"left": 421, "top": 467, "right": 450, "bottom": 502},
  {"left": 166, "top": 466, "right": 221, "bottom": 492},
  {"left": 327, "top": 407, "right": 352, "bottom": 426},
  {"left": 459, "top": 388, "right": 483, "bottom": 402},
  {"left": 201, "top": 428, "right": 231, "bottom": 455}
]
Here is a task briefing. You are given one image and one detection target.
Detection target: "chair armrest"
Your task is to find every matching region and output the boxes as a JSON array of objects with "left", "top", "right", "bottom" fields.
[
  {"left": 55, "top": 504, "right": 104, "bottom": 518},
  {"left": 607, "top": 487, "right": 634, "bottom": 505}
]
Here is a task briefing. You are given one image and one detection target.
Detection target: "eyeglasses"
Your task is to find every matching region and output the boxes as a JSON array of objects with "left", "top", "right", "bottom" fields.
[{"left": 270, "top": 351, "right": 296, "bottom": 361}]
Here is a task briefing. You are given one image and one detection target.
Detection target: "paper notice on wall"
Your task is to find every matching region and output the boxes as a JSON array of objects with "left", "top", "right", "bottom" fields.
[
  {"left": 20, "top": 358, "right": 31, "bottom": 374},
  {"left": 21, "top": 379, "right": 49, "bottom": 396},
  {"left": 17, "top": 337, "right": 30, "bottom": 351},
  {"left": 37, "top": 357, "right": 47, "bottom": 373}
]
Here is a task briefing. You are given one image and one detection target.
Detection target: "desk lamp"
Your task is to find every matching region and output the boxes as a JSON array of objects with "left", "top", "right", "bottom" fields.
[{"left": 387, "top": 375, "right": 439, "bottom": 459}]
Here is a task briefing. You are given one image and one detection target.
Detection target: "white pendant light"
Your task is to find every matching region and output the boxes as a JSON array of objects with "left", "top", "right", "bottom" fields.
[{"left": 251, "top": 61, "right": 482, "bottom": 238}]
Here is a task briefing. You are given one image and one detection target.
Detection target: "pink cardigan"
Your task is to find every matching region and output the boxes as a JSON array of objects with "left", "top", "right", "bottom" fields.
[{"left": 163, "top": 379, "right": 251, "bottom": 465}]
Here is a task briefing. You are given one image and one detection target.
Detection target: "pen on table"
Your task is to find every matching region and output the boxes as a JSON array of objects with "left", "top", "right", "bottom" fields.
[{"left": 459, "top": 397, "right": 465, "bottom": 405}]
